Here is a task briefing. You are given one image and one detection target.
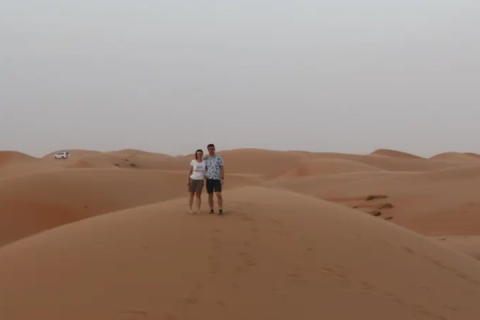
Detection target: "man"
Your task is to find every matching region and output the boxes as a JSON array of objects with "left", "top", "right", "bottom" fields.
[{"left": 204, "top": 143, "right": 225, "bottom": 215}]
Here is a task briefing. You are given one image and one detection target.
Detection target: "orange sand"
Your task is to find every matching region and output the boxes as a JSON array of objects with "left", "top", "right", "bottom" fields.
[{"left": 1, "top": 147, "right": 480, "bottom": 319}]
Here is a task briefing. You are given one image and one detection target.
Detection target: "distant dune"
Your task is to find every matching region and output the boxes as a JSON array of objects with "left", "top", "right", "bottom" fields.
[
  {"left": 429, "top": 152, "right": 480, "bottom": 162},
  {"left": 464, "top": 152, "right": 480, "bottom": 160},
  {"left": 264, "top": 158, "right": 384, "bottom": 180},
  {"left": 278, "top": 164, "right": 480, "bottom": 235},
  {"left": 0, "top": 151, "right": 44, "bottom": 180},
  {"left": 107, "top": 148, "right": 172, "bottom": 158},
  {"left": 1, "top": 187, "right": 480, "bottom": 319},
  {"left": 292, "top": 152, "right": 459, "bottom": 172},
  {"left": 217, "top": 148, "right": 308, "bottom": 175},
  {"left": 64, "top": 153, "right": 128, "bottom": 169},
  {"left": 42, "top": 149, "right": 101, "bottom": 159},
  {"left": 43, "top": 150, "right": 188, "bottom": 171},
  {"left": 61, "top": 151, "right": 173, "bottom": 169},
  {"left": 370, "top": 148, "right": 424, "bottom": 160},
  {"left": 0, "top": 151, "right": 37, "bottom": 166}
]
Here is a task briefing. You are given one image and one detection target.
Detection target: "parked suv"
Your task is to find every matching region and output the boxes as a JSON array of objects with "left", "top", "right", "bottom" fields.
[{"left": 53, "top": 151, "right": 70, "bottom": 159}]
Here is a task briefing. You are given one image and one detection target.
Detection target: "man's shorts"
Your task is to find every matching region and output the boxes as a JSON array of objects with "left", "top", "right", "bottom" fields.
[
  {"left": 188, "top": 179, "right": 204, "bottom": 193},
  {"left": 206, "top": 179, "right": 222, "bottom": 194}
]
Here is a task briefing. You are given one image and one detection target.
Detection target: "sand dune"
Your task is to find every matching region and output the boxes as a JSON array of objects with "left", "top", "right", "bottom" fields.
[
  {"left": 0, "top": 168, "right": 264, "bottom": 247},
  {"left": 65, "top": 153, "right": 129, "bottom": 169},
  {"left": 370, "top": 148, "right": 424, "bottom": 159},
  {"left": 217, "top": 148, "right": 307, "bottom": 175},
  {"left": 3, "top": 150, "right": 169, "bottom": 180},
  {"left": 106, "top": 148, "right": 305, "bottom": 175},
  {"left": 293, "top": 152, "right": 460, "bottom": 172},
  {"left": 341, "top": 154, "right": 460, "bottom": 172},
  {"left": 2, "top": 146, "right": 480, "bottom": 318},
  {"left": 61, "top": 151, "right": 176, "bottom": 170},
  {"left": 218, "top": 149, "right": 458, "bottom": 176},
  {"left": 429, "top": 152, "right": 480, "bottom": 162},
  {"left": 264, "top": 158, "right": 384, "bottom": 180},
  {"left": 107, "top": 148, "right": 172, "bottom": 158},
  {"left": 0, "top": 151, "right": 46, "bottom": 180},
  {"left": 42, "top": 149, "right": 101, "bottom": 159},
  {"left": 0, "top": 151, "right": 40, "bottom": 176},
  {"left": 2, "top": 148, "right": 479, "bottom": 240},
  {"left": 278, "top": 164, "right": 480, "bottom": 235},
  {"left": 44, "top": 150, "right": 189, "bottom": 171},
  {"left": 57, "top": 148, "right": 453, "bottom": 176},
  {"left": 0, "top": 151, "right": 38, "bottom": 166},
  {"left": 464, "top": 152, "right": 480, "bottom": 160},
  {"left": 1, "top": 187, "right": 480, "bottom": 319}
]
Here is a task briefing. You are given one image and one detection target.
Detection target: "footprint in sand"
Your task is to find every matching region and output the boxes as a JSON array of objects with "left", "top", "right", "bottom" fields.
[
  {"left": 321, "top": 267, "right": 349, "bottom": 282},
  {"left": 245, "top": 259, "right": 256, "bottom": 267},
  {"left": 118, "top": 310, "right": 148, "bottom": 320}
]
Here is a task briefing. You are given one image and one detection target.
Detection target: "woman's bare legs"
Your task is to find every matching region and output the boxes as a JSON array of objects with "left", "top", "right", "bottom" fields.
[
  {"left": 189, "top": 192, "right": 195, "bottom": 213},
  {"left": 195, "top": 192, "right": 202, "bottom": 213}
]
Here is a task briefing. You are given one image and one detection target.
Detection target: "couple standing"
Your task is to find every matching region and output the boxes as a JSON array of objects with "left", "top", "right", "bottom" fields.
[{"left": 188, "top": 143, "right": 224, "bottom": 215}]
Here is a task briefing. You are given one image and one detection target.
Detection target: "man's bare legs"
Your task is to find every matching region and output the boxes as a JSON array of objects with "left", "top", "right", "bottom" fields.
[
  {"left": 208, "top": 193, "right": 214, "bottom": 212},
  {"left": 208, "top": 192, "right": 223, "bottom": 215},
  {"left": 216, "top": 192, "right": 223, "bottom": 211}
]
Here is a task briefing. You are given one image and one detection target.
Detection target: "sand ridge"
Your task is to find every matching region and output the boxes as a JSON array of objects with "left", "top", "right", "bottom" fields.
[
  {"left": 429, "top": 152, "right": 480, "bottom": 162},
  {"left": 370, "top": 148, "right": 425, "bottom": 159},
  {"left": 1, "top": 187, "right": 480, "bottom": 319},
  {"left": 0, "top": 151, "right": 49, "bottom": 180}
]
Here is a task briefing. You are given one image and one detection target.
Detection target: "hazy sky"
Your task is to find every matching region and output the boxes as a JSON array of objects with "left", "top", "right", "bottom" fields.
[{"left": 1, "top": 0, "right": 479, "bottom": 157}]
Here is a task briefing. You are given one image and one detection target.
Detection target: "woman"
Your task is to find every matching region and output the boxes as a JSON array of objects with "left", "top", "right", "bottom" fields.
[{"left": 187, "top": 149, "right": 206, "bottom": 213}]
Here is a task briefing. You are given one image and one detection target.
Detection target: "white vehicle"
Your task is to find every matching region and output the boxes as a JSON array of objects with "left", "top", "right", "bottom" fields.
[{"left": 53, "top": 151, "right": 70, "bottom": 159}]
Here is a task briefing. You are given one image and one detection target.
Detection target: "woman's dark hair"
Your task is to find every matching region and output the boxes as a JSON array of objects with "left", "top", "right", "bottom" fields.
[{"left": 195, "top": 149, "right": 203, "bottom": 160}]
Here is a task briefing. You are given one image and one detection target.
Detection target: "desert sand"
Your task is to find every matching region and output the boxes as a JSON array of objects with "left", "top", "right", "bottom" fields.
[{"left": 1, "top": 147, "right": 480, "bottom": 319}]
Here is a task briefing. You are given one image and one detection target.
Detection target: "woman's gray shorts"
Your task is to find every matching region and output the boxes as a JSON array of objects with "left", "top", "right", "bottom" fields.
[{"left": 188, "top": 178, "right": 204, "bottom": 193}]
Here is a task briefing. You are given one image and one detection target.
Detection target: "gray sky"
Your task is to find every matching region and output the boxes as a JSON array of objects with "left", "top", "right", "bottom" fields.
[{"left": 1, "top": 0, "right": 479, "bottom": 157}]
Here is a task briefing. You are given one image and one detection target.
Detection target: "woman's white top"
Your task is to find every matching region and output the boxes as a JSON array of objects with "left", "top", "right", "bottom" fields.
[{"left": 190, "top": 159, "right": 206, "bottom": 180}]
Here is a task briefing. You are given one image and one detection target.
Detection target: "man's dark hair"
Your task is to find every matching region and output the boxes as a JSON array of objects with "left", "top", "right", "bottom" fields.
[{"left": 207, "top": 144, "right": 215, "bottom": 149}]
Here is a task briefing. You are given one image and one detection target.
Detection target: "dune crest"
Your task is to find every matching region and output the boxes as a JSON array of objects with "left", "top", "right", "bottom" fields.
[
  {"left": 291, "top": 152, "right": 458, "bottom": 172},
  {"left": 1, "top": 187, "right": 480, "bottom": 319},
  {"left": 0, "top": 151, "right": 38, "bottom": 167},
  {"left": 0, "top": 151, "right": 45, "bottom": 180},
  {"left": 370, "top": 148, "right": 424, "bottom": 159},
  {"left": 107, "top": 149, "right": 172, "bottom": 158},
  {"left": 429, "top": 152, "right": 480, "bottom": 162}
]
